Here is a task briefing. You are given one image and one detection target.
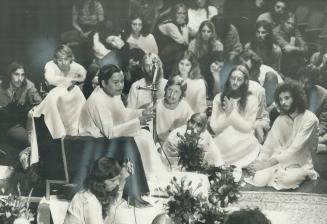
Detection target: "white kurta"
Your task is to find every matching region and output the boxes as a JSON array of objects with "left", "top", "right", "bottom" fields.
[
  {"left": 156, "top": 99, "right": 193, "bottom": 144},
  {"left": 184, "top": 78, "right": 207, "bottom": 113},
  {"left": 162, "top": 125, "right": 224, "bottom": 169},
  {"left": 210, "top": 93, "right": 261, "bottom": 167},
  {"left": 44, "top": 60, "right": 87, "bottom": 87},
  {"left": 247, "top": 110, "right": 319, "bottom": 190},
  {"left": 78, "top": 86, "right": 167, "bottom": 180},
  {"left": 127, "top": 78, "right": 167, "bottom": 109}
]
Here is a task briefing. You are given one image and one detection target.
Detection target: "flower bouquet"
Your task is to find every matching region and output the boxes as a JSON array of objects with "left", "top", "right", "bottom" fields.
[
  {"left": 205, "top": 165, "right": 242, "bottom": 208},
  {"left": 177, "top": 127, "right": 205, "bottom": 172},
  {"left": 0, "top": 184, "right": 34, "bottom": 224}
]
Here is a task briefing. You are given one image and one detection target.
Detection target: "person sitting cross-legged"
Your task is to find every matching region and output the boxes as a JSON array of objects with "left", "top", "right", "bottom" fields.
[{"left": 246, "top": 82, "right": 319, "bottom": 190}]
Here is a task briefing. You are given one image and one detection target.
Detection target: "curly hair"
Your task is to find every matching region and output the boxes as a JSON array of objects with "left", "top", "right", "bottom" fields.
[
  {"left": 296, "top": 64, "right": 321, "bottom": 85},
  {"left": 84, "top": 157, "right": 122, "bottom": 218},
  {"left": 172, "top": 50, "right": 202, "bottom": 79},
  {"left": 2, "top": 61, "right": 26, "bottom": 89},
  {"left": 274, "top": 82, "right": 307, "bottom": 114},
  {"left": 220, "top": 64, "right": 250, "bottom": 112},
  {"left": 223, "top": 207, "right": 271, "bottom": 224}
]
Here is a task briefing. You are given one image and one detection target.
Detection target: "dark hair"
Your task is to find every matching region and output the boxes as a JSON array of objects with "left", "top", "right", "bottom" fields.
[
  {"left": 274, "top": 82, "right": 307, "bottom": 114},
  {"left": 297, "top": 64, "right": 321, "bottom": 85},
  {"left": 128, "top": 48, "right": 146, "bottom": 62},
  {"left": 85, "top": 157, "right": 121, "bottom": 218},
  {"left": 2, "top": 61, "right": 26, "bottom": 89},
  {"left": 170, "top": 2, "right": 189, "bottom": 25},
  {"left": 125, "top": 13, "right": 150, "bottom": 37},
  {"left": 240, "top": 50, "right": 263, "bottom": 72},
  {"left": 223, "top": 207, "right": 271, "bottom": 224},
  {"left": 220, "top": 64, "right": 250, "bottom": 112},
  {"left": 172, "top": 50, "right": 202, "bottom": 79},
  {"left": 164, "top": 75, "right": 187, "bottom": 99},
  {"left": 189, "top": 0, "right": 209, "bottom": 17},
  {"left": 97, "top": 20, "right": 122, "bottom": 49},
  {"left": 211, "top": 14, "right": 232, "bottom": 42},
  {"left": 251, "top": 20, "right": 274, "bottom": 55},
  {"left": 98, "top": 64, "right": 122, "bottom": 88}
]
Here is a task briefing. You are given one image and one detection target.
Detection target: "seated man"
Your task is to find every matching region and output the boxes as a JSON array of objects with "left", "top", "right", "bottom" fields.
[
  {"left": 0, "top": 62, "right": 42, "bottom": 164},
  {"left": 127, "top": 53, "right": 167, "bottom": 109},
  {"left": 247, "top": 82, "right": 319, "bottom": 190},
  {"left": 210, "top": 65, "right": 261, "bottom": 168},
  {"left": 163, "top": 113, "right": 223, "bottom": 170},
  {"left": 44, "top": 44, "right": 86, "bottom": 89},
  {"left": 298, "top": 65, "right": 327, "bottom": 153},
  {"left": 79, "top": 64, "right": 167, "bottom": 181},
  {"left": 257, "top": 0, "right": 287, "bottom": 28},
  {"left": 156, "top": 75, "right": 193, "bottom": 145}
]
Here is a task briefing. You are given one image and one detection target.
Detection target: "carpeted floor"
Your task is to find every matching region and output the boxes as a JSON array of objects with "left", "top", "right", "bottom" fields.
[{"left": 235, "top": 191, "right": 327, "bottom": 224}]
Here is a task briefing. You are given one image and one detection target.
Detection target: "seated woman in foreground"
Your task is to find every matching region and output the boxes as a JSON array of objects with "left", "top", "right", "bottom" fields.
[{"left": 64, "top": 157, "right": 130, "bottom": 224}]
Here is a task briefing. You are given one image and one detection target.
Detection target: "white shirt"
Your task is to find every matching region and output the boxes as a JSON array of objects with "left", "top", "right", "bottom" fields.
[
  {"left": 127, "top": 34, "right": 158, "bottom": 55},
  {"left": 44, "top": 60, "right": 86, "bottom": 87}
]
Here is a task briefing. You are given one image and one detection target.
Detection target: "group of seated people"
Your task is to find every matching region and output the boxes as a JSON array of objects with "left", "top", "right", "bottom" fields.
[{"left": 1, "top": 0, "right": 327, "bottom": 223}]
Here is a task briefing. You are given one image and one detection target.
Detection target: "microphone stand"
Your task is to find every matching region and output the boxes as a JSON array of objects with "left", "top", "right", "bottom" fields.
[{"left": 137, "top": 62, "right": 172, "bottom": 169}]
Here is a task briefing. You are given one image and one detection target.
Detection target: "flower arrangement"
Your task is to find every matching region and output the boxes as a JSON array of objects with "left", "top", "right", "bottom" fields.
[
  {"left": 0, "top": 184, "right": 34, "bottom": 224},
  {"left": 205, "top": 165, "right": 242, "bottom": 208},
  {"left": 177, "top": 127, "right": 205, "bottom": 172},
  {"left": 161, "top": 165, "right": 242, "bottom": 223}
]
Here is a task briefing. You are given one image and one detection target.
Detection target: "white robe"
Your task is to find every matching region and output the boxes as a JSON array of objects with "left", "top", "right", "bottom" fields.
[
  {"left": 247, "top": 110, "right": 319, "bottom": 190},
  {"left": 210, "top": 93, "right": 261, "bottom": 167},
  {"left": 78, "top": 86, "right": 167, "bottom": 180},
  {"left": 156, "top": 99, "right": 193, "bottom": 145},
  {"left": 162, "top": 125, "right": 224, "bottom": 169},
  {"left": 184, "top": 78, "right": 207, "bottom": 113},
  {"left": 127, "top": 78, "right": 167, "bottom": 109}
]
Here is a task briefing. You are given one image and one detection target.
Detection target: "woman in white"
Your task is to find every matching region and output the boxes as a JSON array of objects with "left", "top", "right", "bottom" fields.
[
  {"left": 64, "top": 157, "right": 129, "bottom": 224},
  {"left": 210, "top": 65, "right": 261, "bottom": 167},
  {"left": 126, "top": 14, "right": 158, "bottom": 55},
  {"left": 156, "top": 75, "right": 193, "bottom": 145},
  {"left": 172, "top": 50, "right": 207, "bottom": 113}
]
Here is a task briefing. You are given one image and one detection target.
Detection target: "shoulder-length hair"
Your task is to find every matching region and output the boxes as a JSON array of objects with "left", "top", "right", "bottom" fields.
[
  {"left": 193, "top": 20, "right": 219, "bottom": 58},
  {"left": 124, "top": 13, "right": 149, "bottom": 38},
  {"left": 170, "top": 2, "right": 189, "bottom": 25},
  {"left": 274, "top": 82, "right": 307, "bottom": 114},
  {"left": 220, "top": 64, "right": 250, "bottom": 112},
  {"left": 84, "top": 157, "right": 121, "bottom": 218},
  {"left": 172, "top": 50, "right": 202, "bottom": 79},
  {"left": 2, "top": 62, "right": 26, "bottom": 89},
  {"left": 251, "top": 20, "right": 274, "bottom": 55}
]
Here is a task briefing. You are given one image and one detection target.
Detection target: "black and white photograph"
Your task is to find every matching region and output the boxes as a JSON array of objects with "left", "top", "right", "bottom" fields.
[{"left": 0, "top": 0, "right": 327, "bottom": 223}]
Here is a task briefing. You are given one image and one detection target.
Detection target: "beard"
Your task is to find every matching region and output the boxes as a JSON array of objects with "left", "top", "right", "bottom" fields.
[{"left": 280, "top": 103, "right": 296, "bottom": 115}]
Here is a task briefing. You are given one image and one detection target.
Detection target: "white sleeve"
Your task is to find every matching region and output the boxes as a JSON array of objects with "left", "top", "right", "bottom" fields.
[
  {"left": 83, "top": 196, "right": 104, "bottom": 224},
  {"left": 44, "top": 62, "right": 73, "bottom": 87},
  {"left": 209, "top": 94, "right": 230, "bottom": 135}
]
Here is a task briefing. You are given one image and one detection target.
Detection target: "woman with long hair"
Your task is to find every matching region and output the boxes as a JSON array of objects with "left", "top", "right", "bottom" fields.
[
  {"left": 125, "top": 14, "right": 158, "bottom": 54},
  {"left": 172, "top": 50, "right": 207, "bottom": 113},
  {"left": 188, "top": 20, "right": 223, "bottom": 100},
  {"left": 210, "top": 65, "right": 261, "bottom": 167},
  {"left": 64, "top": 157, "right": 129, "bottom": 224}
]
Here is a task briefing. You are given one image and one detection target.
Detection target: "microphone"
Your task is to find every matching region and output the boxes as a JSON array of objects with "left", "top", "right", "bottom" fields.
[{"left": 136, "top": 85, "right": 158, "bottom": 91}]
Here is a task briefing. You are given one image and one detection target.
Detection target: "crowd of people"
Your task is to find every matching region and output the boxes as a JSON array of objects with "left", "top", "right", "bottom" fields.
[{"left": 1, "top": 0, "right": 327, "bottom": 223}]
